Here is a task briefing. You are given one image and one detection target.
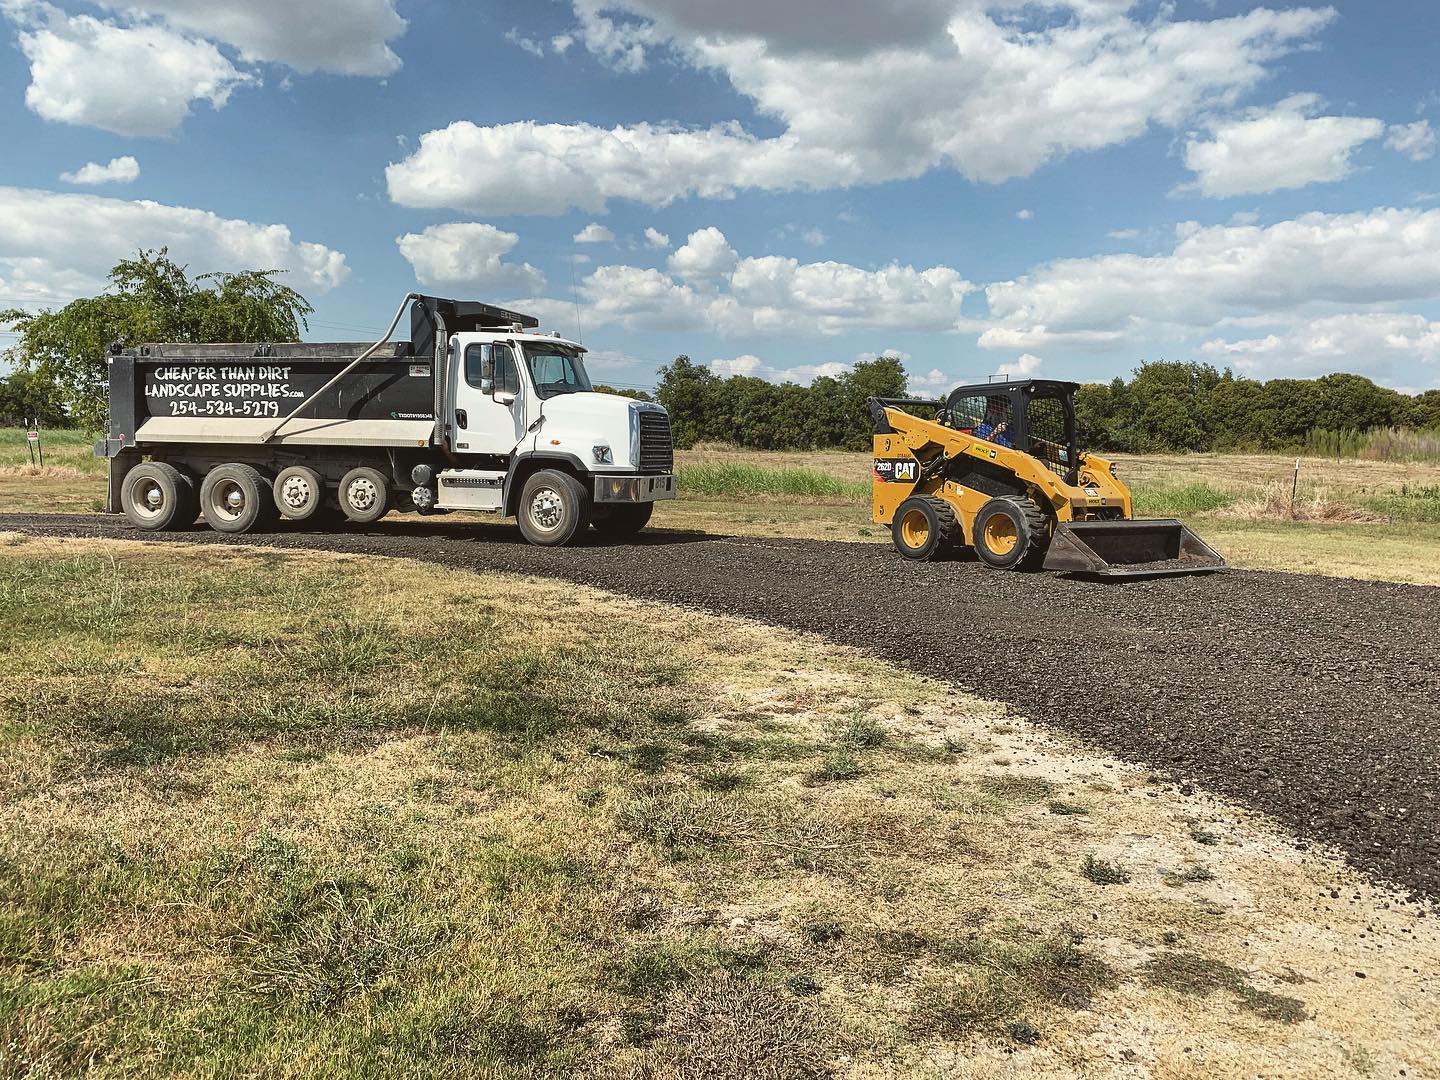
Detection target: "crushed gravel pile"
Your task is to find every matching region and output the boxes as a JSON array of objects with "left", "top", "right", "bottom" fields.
[{"left": 6, "top": 513, "right": 1438, "bottom": 902}]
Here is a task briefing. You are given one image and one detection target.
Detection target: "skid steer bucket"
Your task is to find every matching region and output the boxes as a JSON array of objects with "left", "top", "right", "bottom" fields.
[{"left": 1042, "top": 519, "right": 1226, "bottom": 577}]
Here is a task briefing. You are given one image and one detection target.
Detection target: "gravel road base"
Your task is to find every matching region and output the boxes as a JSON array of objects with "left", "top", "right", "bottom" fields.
[{"left": 6, "top": 512, "right": 1438, "bottom": 902}]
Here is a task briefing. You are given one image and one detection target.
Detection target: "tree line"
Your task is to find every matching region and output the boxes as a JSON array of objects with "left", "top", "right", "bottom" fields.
[
  {"left": 1075, "top": 362, "right": 1440, "bottom": 453},
  {"left": 653, "top": 355, "right": 908, "bottom": 450},
  {"left": 651, "top": 357, "right": 1440, "bottom": 453}
]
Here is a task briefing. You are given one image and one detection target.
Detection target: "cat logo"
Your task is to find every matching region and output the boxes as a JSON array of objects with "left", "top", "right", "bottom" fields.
[{"left": 875, "top": 458, "right": 918, "bottom": 482}]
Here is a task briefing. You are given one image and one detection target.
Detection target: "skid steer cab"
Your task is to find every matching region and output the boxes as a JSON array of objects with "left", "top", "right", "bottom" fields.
[{"left": 869, "top": 380, "right": 1225, "bottom": 577}]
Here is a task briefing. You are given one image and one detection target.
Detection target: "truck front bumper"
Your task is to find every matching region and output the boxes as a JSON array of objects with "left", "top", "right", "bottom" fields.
[{"left": 594, "top": 474, "right": 677, "bottom": 503}]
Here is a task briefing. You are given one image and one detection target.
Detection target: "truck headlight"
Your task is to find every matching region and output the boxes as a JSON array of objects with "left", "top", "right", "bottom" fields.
[{"left": 592, "top": 444, "right": 613, "bottom": 464}]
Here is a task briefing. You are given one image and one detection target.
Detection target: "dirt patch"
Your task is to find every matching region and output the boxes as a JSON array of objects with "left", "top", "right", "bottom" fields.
[{"left": 4, "top": 512, "right": 1440, "bottom": 905}]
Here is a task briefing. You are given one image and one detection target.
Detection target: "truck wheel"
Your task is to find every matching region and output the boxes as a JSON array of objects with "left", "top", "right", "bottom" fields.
[
  {"left": 591, "top": 502, "right": 653, "bottom": 539},
  {"left": 121, "top": 462, "right": 198, "bottom": 531},
  {"left": 518, "top": 469, "right": 589, "bottom": 546},
  {"left": 273, "top": 466, "right": 326, "bottom": 521},
  {"left": 200, "top": 463, "right": 278, "bottom": 534},
  {"left": 973, "top": 496, "right": 1049, "bottom": 570},
  {"left": 339, "top": 467, "right": 390, "bottom": 524},
  {"left": 891, "top": 496, "right": 960, "bottom": 561}
]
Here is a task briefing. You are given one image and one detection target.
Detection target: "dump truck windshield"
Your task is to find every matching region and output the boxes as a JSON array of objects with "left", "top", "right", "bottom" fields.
[{"left": 524, "top": 347, "right": 593, "bottom": 399}]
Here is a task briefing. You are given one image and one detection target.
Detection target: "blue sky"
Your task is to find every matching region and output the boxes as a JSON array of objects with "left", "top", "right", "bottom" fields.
[{"left": 1, "top": 0, "right": 1437, "bottom": 394}]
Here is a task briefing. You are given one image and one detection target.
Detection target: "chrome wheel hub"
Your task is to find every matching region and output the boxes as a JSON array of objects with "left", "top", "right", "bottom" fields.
[
  {"left": 219, "top": 483, "right": 245, "bottom": 515},
  {"left": 142, "top": 482, "right": 163, "bottom": 509},
  {"left": 348, "top": 477, "right": 378, "bottom": 511},
  {"left": 280, "top": 475, "right": 311, "bottom": 509},
  {"left": 530, "top": 487, "right": 563, "bottom": 530}
]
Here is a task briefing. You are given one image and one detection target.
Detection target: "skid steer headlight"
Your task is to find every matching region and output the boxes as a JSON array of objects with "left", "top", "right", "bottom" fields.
[{"left": 592, "top": 444, "right": 613, "bottom": 465}]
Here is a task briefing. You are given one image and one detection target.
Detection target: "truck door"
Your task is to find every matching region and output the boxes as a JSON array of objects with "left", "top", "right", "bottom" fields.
[{"left": 452, "top": 341, "right": 528, "bottom": 456}]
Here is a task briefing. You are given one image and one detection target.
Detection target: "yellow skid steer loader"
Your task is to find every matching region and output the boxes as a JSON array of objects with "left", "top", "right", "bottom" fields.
[{"left": 869, "top": 380, "right": 1226, "bottom": 577}]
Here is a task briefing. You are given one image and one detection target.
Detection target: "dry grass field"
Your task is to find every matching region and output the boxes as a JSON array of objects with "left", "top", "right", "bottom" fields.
[{"left": 3, "top": 536, "right": 1436, "bottom": 1078}]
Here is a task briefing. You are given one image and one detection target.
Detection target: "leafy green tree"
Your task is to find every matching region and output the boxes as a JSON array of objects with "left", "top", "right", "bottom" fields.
[
  {"left": 0, "top": 367, "right": 68, "bottom": 426},
  {"left": 1312, "top": 373, "right": 1405, "bottom": 433},
  {"left": 0, "top": 249, "right": 313, "bottom": 429},
  {"left": 1408, "top": 390, "right": 1440, "bottom": 430},
  {"left": 1204, "top": 376, "right": 1266, "bottom": 450},
  {"left": 655, "top": 355, "right": 719, "bottom": 447}
]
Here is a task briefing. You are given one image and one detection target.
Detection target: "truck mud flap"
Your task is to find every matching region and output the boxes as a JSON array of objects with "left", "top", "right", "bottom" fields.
[{"left": 1042, "top": 519, "right": 1227, "bottom": 578}]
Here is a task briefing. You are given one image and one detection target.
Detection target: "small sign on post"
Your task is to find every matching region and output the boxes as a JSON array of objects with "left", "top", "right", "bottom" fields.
[{"left": 26, "top": 420, "right": 43, "bottom": 467}]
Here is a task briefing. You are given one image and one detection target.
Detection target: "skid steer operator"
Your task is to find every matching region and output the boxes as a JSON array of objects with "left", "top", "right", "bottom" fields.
[{"left": 974, "top": 398, "right": 1014, "bottom": 447}]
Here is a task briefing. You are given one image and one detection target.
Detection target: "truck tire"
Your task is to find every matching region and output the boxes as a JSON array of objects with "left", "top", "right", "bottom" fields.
[
  {"left": 973, "top": 495, "right": 1049, "bottom": 570},
  {"left": 200, "top": 463, "right": 278, "bottom": 534},
  {"left": 339, "top": 467, "right": 390, "bottom": 524},
  {"left": 591, "top": 502, "right": 653, "bottom": 539},
  {"left": 273, "top": 465, "right": 326, "bottom": 521},
  {"left": 120, "top": 462, "right": 198, "bottom": 531},
  {"left": 518, "top": 469, "right": 589, "bottom": 546},
  {"left": 891, "top": 495, "right": 960, "bottom": 561}
]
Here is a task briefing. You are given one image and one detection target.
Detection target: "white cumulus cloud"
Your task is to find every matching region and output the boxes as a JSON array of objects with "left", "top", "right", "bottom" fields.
[
  {"left": 95, "top": 0, "right": 407, "bottom": 75},
  {"left": 981, "top": 207, "right": 1440, "bottom": 351},
  {"left": 1386, "top": 120, "right": 1436, "bottom": 162},
  {"left": 998, "top": 352, "right": 1043, "bottom": 378},
  {"left": 1178, "top": 94, "right": 1384, "bottom": 198},
  {"left": 667, "top": 226, "right": 738, "bottom": 280},
  {"left": 573, "top": 222, "right": 615, "bottom": 243},
  {"left": 0, "top": 186, "right": 348, "bottom": 306},
  {"left": 389, "top": 3, "right": 1334, "bottom": 215},
  {"left": 59, "top": 155, "right": 139, "bottom": 185},
  {"left": 1200, "top": 313, "right": 1440, "bottom": 380},
  {"left": 907, "top": 367, "right": 954, "bottom": 395},
  {"left": 643, "top": 226, "right": 669, "bottom": 248},
  {"left": 7, "top": 2, "right": 253, "bottom": 136},
  {"left": 546, "top": 227, "right": 973, "bottom": 337},
  {"left": 395, "top": 222, "right": 545, "bottom": 297}
]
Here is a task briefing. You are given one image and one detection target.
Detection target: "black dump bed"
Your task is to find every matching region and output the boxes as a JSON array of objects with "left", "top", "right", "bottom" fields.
[{"left": 99, "top": 295, "right": 536, "bottom": 454}]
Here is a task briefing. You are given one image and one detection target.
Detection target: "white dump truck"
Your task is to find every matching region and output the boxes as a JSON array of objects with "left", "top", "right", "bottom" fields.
[{"left": 97, "top": 294, "right": 676, "bottom": 545}]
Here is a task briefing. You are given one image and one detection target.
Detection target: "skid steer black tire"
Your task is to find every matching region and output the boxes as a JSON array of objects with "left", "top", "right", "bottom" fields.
[
  {"left": 973, "top": 495, "right": 1049, "bottom": 570},
  {"left": 891, "top": 496, "right": 961, "bottom": 561}
]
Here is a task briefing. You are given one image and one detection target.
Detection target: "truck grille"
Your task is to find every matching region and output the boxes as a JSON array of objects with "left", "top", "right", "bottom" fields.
[{"left": 637, "top": 411, "right": 673, "bottom": 472}]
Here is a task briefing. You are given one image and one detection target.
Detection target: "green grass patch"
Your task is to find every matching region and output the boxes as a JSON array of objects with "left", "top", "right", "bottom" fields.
[
  {"left": 0, "top": 424, "right": 105, "bottom": 473},
  {"left": 1359, "top": 484, "right": 1440, "bottom": 523},
  {"left": 1081, "top": 855, "right": 1132, "bottom": 885},
  {"left": 1129, "top": 481, "right": 1236, "bottom": 515},
  {"left": 676, "top": 461, "right": 869, "bottom": 501}
]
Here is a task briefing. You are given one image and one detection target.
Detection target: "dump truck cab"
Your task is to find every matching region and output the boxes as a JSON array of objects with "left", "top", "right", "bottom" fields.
[
  {"left": 442, "top": 326, "right": 675, "bottom": 520},
  {"left": 870, "top": 378, "right": 1224, "bottom": 576}
]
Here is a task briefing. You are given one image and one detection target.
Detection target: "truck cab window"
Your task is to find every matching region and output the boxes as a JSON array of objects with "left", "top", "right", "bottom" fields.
[
  {"left": 525, "top": 348, "right": 593, "bottom": 399},
  {"left": 492, "top": 345, "right": 520, "bottom": 395},
  {"left": 464, "top": 343, "right": 520, "bottom": 395},
  {"left": 463, "top": 344, "right": 490, "bottom": 388}
]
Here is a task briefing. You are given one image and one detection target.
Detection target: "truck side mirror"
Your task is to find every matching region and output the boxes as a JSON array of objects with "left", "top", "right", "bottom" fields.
[
  {"left": 480, "top": 378, "right": 494, "bottom": 394},
  {"left": 495, "top": 391, "right": 516, "bottom": 406}
]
